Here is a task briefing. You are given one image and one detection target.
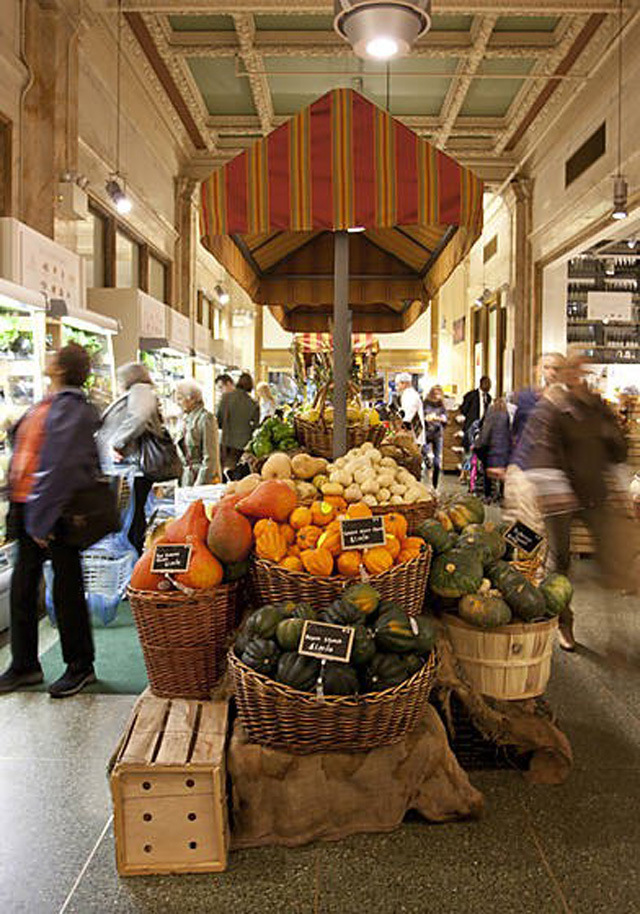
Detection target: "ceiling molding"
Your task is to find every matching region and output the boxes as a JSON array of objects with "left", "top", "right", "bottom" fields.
[
  {"left": 115, "top": 1, "right": 625, "bottom": 14},
  {"left": 232, "top": 13, "right": 275, "bottom": 133}
]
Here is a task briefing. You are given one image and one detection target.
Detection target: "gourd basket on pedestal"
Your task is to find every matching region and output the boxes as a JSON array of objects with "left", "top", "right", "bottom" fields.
[
  {"left": 128, "top": 583, "right": 240, "bottom": 699},
  {"left": 249, "top": 546, "right": 431, "bottom": 617},
  {"left": 371, "top": 498, "right": 437, "bottom": 536},
  {"left": 228, "top": 649, "right": 437, "bottom": 754},
  {"left": 293, "top": 417, "right": 385, "bottom": 461},
  {"left": 443, "top": 614, "right": 558, "bottom": 701}
]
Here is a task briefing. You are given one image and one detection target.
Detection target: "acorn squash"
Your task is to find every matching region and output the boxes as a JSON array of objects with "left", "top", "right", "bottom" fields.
[
  {"left": 241, "top": 638, "right": 280, "bottom": 675},
  {"left": 245, "top": 604, "right": 288, "bottom": 639},
  {"left": 321, "top": 661, "right": 359, "bottom": 695},
  {"left": 321, "top": 598, "right": 365, "bottom": 627},
  {"left": 276, "top": 652, "right": 320, "bottom": 692},
  {"left": 363, "top": 653, "right": 411, "bottom": 692},
  {"left": 350, "top": 626, "right": 376, "bottom": 665},
  {"left": 458, "top": 592, "right": 512, "bottom": 629},
  {"left": 289, "top": 602, "right": 318, "bottom": 621},
  {"left": 341, "top": 582, "right": 380, "bottom": 617},
  {"left": 276, "top": 617, "right": 305, "bottom": 651},
  {"left": 429, "top": 549, "right": 484, "bottom": 600}
]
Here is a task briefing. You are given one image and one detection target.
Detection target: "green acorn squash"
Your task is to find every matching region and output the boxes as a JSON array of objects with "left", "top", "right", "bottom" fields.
[
  {"left": 234, "top": 630, "right": 251, "bottom": 657},
  {"left": 246, "top": 604, "right": 288, "bottom": 639},
  {"left": 363, "top": 653, "right": 412, "bottom": 692},
  {"left": 289, "top": 602, "right": 318, "bottom": 621},
  {"left": 403, "top": 653, "right": 425, "bottom": 677},
  {"left": 458, "top": 592, "right": 512, "bottom": 628},
  {"left": 429, "top": 549, "right": 484, "bottom": 600},
  {"left": 321, "top": 598, "right": 365, "bottom": 627},
  {"left": 418, "top": 519, "right": 459, "bottom": 555},
  {"left": 350, "top": 625, "right": 376, "bottom": 665},
  {"left": 241, "top": 638, "right": 280, "bottom": 675},
  {"left": 413, "top": 614, "right": 437, "bottom": 655},
  {"left": 375, "top": 610, "right": 416, "bottom": 652},
  {"left": 341, "top": 582, "right": 380, "bottom": 617},
  {"left": 321, "top": 661, "right": 359, "bottom": 695},
  {"left": 539, "top": 573, "right": 573, "bottom": 617},
  {"left": 276, "top": 652, "right": 320, "bottom": 692},
  {"left": 275, "top": 617, "right": 305, "bottom": 651}
]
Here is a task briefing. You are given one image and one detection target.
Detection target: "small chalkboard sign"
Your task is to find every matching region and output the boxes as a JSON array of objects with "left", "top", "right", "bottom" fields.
[
  {"left": 299, "top": 620, "right": 355, "bottom": 664},
  {"left": 361, "top": 376, "right": 385, "bottom": 403},
  {"left": 503, "top": 521, "right": 544, "bottom": 555},
  {"left": 151, "top": 543, "right": 193, "bottom": 574},
  {"left": 340, "top": 515, "right": 386, "bottom": 551}
]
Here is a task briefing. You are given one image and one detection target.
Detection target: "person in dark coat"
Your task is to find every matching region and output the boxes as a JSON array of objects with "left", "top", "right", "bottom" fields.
[
  {"left": 0, "top": 344, "right": 101, "bottom": 698},
  {"left": 476, "top": 397, "right": 511, "bottom": 502},
  {"left": 423, "top": 385, "right": 447, "bottom": 489},
  {"left": 216, "top": 372, "right": 260, "bottom": 473},
  {"left": 459, "top": 376, "right": 492, "bottom": 449}
]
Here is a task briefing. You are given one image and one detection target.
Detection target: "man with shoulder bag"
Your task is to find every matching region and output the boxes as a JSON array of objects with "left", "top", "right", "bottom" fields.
[{"left": 0, "top": 343, "right": 118, "bottom": 698}]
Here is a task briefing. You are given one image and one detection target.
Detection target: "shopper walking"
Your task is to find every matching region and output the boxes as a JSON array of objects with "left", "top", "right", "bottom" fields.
[
  {"left": 97, "top": 362, "right": 163, "bottom": 555},
  {"left": 0, "top": 343, "right": 100, "bottom": 697},
  {"left": 459, "top": 376, "right": 492, "bottom": 449},
  {"left": 256, "top": 381, "right": 277, "bottom": 424},
  {"left": 395, "top": 372, "right": 425, "bottom": 449},
  {"left": 475, "top": 397, "right": 511, "bottom": 502},
  {"left": 215, "top": 373, "right": 235, "bottom": 398},
  {"left": 423, "top": 385, "right": 447, "bottom": 489},
  {"left": 176, "top": 379, "right": 220, "bottom": 486},
  {"left": 216, "top": 372, "right": 260, "bottom": 473}
]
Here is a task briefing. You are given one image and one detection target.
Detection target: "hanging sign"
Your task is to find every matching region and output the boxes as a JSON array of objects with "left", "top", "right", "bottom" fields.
[
  {"left": 151, "top": 543, "right": 193, "bottom": 574},
  {"left": 503, "top": 521, "right": 544, "bottom": 555},
  {"left": 360, "top": 376, "right": 385, "bottom": 402},
  {"left": 339, "top": 516, "right": 386, "bottom": 551},
  {"left": 299, "top": 621, "right": 355, "bottom": 664}
]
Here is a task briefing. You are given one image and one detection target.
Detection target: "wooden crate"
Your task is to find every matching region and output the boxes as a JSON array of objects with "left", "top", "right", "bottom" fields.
[
  {"left": 443, "top": 409, "right": 463, "bottom": 472},
  {"left": 570, "top": 519, "right": 595, "bottom": 556},
  {"left": 110, "top": 690, "right": 229, "bottom": 876}
]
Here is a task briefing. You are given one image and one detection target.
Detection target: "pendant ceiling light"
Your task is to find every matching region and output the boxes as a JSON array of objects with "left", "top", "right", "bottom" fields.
[
  {"left": 611, "top": 0, "right": 627, "bottom": 220},
  {"left": 334, "top": 0, "right": 431, "bottom": 60}
]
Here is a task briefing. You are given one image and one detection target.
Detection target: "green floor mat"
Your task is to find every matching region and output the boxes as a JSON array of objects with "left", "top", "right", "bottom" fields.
[{"left": 33, "top": 603, "right": 148, "bottom": 696}]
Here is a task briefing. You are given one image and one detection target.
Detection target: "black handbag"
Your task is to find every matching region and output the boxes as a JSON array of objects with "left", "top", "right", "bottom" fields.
[
  {"left": 59, "top": 477, "right": 121, "bottom": 550},
  {"left": 138, "top": 428, "right": 183, "bottom": 482}
]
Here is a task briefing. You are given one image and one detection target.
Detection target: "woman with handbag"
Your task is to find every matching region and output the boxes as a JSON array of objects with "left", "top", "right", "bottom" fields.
[
  {"left": 0, "top": 343, "right": 101, "bottom": 697},
  {"left": 98, "top": 362, "right": 169, "bottom": 555}
]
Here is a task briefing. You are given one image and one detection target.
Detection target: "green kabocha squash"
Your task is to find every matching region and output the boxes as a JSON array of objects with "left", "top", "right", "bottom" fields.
[
  {"left": 539, "top": 573, "right": 573, "bottom": 618},
  {"left": 363, "top": 653, "right": 412, "bottom": 692},
  {"left": 350, "top": 625, "right": 376, "bottom": 665},
  {"left": 455, "top": 495, "right": 485, "bottom": 524},
  {"left": 459, "top": 530, "right": 506, "bottom": 565},
  {"left": 429, "top": 549, "right": 484, "bottom": 600},
  {"left": 403, "top": 652, "right": 425, "bottom": 677},
  {"left": 289, "top": 602, "right": 318, "bottom": 621},
  {"left": 275, "top": 617, "right": 305, "bottom": 651},
  {"left": 246, "top": 604, "right": 288, "bottom": 639},
  {"left": 241, "top": 638, "right": 280, "bottom": 675},
  {"left": 321, "top": 598, "right": 365, "bottom": 627},
  {"left": 458, "top": 592, "right": 512, "bottom": 629},
  {"left": 375, "top": 610, "right": 417, "bottom": 653},
  {"left": 341, "top": 582, "right": 380, "bottom": 617},
  {"left": 486, "top": 560, "right": 517, "bottom": 591},
  {"left": 500, "top": 577, "right": 546, "bottom": 622},
  {"left": 276, "top": 652, "right": 320, "bottom": 692},
  {"left": 447, "top": 504, "right": 474, "bottom": 532},
  {"left": 321, "top": 661, "right": 359, "bottom": 695},
  {"left": 418, "top": 519, "right": 459, "bottom": 555}
]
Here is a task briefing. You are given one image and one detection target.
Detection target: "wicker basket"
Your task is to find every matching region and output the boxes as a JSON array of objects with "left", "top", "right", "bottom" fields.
[
  {"left": 250, "top": 546, "right": 431, "bottom": 617},
  {"left": 293, "top": 416, "right": 386, "bottom": 460},
  {"left": 370, "top": 498, "right": 437, "bottom": 536},
  {"left": 128, "top": 582, "right": 240, "bottom": 699},
  {"left": 228, "top": 648, "right": 437, "bottom": 753}
]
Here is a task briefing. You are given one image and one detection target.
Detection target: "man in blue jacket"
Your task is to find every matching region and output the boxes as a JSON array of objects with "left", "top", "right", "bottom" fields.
[{"left": 0, "top": 343, "right": 101, "bottom": 697}]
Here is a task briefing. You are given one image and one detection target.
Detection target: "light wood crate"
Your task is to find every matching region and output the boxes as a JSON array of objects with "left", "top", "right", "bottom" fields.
[
  {"left": 110, "top": 690, "right": 229, "bottom": 876},
  {"left": 570, "top": 519, "right": 595, "bottom": 556}
]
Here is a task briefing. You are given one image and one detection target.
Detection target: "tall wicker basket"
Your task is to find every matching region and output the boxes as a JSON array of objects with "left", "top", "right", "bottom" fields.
[
  {"left": 250, "top": 547, "right": 431, "bottom": 617},
  {"left": 370, "top": 499, "right": 436, "bottom": 535},
  {"left": 293, "top": 417, "right": 385, "bottom": 460},
  {"left": 128, "top": 583, "right": 240, "bottom": 699}
]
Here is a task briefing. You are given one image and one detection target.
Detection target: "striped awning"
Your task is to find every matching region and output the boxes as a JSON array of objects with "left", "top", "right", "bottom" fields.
[
  {"left": 200, "top": 89, "right": 483, "bottom": 334},
  {"left": 296, "top": 332, "right": 377, "bottom": 354}
]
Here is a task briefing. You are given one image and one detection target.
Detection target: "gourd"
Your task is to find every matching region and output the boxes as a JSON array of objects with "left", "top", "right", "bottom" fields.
[
  {"left": 539, "top": 573, "right": 573, "bottom": 617},
  {"left": 300, "top": 547, "right": 334, "bottom": 576},
  {"left": 429, "top": 549, "right": 484, "bottom": 599},
  {"left": 344, "top": 483, "right": 363, "bottom": 503},
  {"left": 496, "top": 568, "right": 546, "bottom": 621},
  {"left": 255, "top": 525, "right": 288, "bottom": 563},
  {"left": 434, "top": 509, "right": 454, "bottom": 532},
  {"left": 337, "top": 551, "right": 362, "bottom": 577},
  {"left": 276, "top": 617, "right": 305, "bottom": 651},
  {"left": 276, "top": 652, "right": 320, "bottom": 692},
  {"left": 403, "top": 653, "right": 424, "bottom": 677},
  {"left": 317, "top": 522, "right": 343, "bottom": 557},
  {"left": 246, "top": 604, "right": 288, "bottom": 639},
  {"left": 350, "top": 626, "right": 376, "bottom": 665},
  {"left": 261, "top": 452, "right": 292, "bottom": 479},
  {"left": 296, "top": 525, "right": 323, "bottom": 550},
  {"left": 289, "top": 506, "right": 312, "bottom": 530},
  {"left": 418, "top": 519, "right": 458, "bottom": 555},
  {"left": 310, "top": 501, "right": 336, "bottom": 527},
  {"left": 291, "top": 454, "right": 328, "bottom": 480},
  {"left": 280, "top": 555, "right": 303, "bottom": 572},
  {"left": 383, "top": 512, "right": 408, "bottom": 540},
  {"left": 346, "top": 503, "right": 373, "bottom": 519},
  {"left": 363, "top": 653, "right": 411, "bottom": 692},
  {"left": 374, "top": 609, "right": 426, "bottom": 653},
  {"left": 458, "top": 592, "right": 512, "bottom": 629},
  {"left": 321, "top": 598, "right": 365, "bottom": 626},
  {"left": 278, "top": 523, "right": 296, "bottom": 546},
  {"left": 341, "top": 582, "right": 380, "bottom": 616},
  {"left": 241, "top": 638, "right": 280, "bottom": 675},
  {"left": 363, "top": 547, "right": 394, "bottom": 576},
  {"left": 385, "top": 534, "right": 401, "bottom": 560},
  {"left": 460, "top": 529, "right": 506, "bottom": 563},
  {"left": 321, "top": 662, "right": 359, "bottom": 695},
  {"left": 323, "top": 495, "right": 348, "bottom": 514}
]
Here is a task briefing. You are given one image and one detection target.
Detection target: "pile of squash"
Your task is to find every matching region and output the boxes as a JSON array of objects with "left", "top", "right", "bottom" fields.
[
  {"left": 417, "top": 495, "right": 573, "bottom": 629},
  {"left": 255, "top": 499, "right": 426, "bottom": 578},
  {"left": 234, "top": 582, "right": 436, "bottom": 696}
]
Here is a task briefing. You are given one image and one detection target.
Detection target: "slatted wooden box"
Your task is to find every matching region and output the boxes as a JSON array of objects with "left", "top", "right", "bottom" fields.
[{"left": 110, "top": 690, "right": 229, "bottom": 876}]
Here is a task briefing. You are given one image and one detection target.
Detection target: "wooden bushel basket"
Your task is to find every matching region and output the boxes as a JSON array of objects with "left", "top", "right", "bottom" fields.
[{"left": 443, "top": 614, "right": 558, "bottom": 701}]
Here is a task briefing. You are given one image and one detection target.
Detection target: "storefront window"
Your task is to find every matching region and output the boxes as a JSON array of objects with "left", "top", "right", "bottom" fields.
[
  {"left": 116, "top": 231, "right": 140, "bottom": 288},
  {"left": 78, "top": 210, "right": 106, "bottom": 288},
  {"left": 149, "top": 253, "right": 168, "bottom": 302}
]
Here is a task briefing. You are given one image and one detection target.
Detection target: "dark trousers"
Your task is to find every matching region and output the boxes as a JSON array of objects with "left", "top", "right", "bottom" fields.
[
  {"left": 128, "top": 475, "right": 153, "bottom": 556},
  {"left": 424, "top": 437, "right": 443, "bottom": 489},
  {"left": 9, "top": 503, "right": 94, "bottom": 672}
]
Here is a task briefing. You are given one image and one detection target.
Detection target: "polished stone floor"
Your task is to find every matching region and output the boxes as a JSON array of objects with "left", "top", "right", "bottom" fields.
[{"left": 0, "top": 527, "right": 639, "bottom": 912}]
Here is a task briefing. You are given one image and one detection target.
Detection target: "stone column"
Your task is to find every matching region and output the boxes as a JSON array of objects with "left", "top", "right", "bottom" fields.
[
  {"left": 509, "top": 177, "right": 534, "bottom": 389},
  {"left": 175, "top": 175, "right": 198, "bottom": 317}
]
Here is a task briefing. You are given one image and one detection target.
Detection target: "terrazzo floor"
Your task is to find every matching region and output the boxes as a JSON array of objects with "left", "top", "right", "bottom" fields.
[{"left": 0, "top": 488, "right": 639, "bottom": 913}]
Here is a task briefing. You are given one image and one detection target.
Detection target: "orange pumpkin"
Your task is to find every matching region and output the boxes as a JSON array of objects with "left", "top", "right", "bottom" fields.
[
  {"left": 256, "top": 526, "right": 287, "bottom": 563},
  {"left": 346, "top": 502, "right": 373, "bottom": 519},
  {"left": 296, "top": 524, "right": 323, "bottom": 550},
  {"left": 363, "top": 546, "right": 394, "bottom": 576},
  {"left": 301, "top": 547, "right": 334, "bottom": 576},
  {"left": 402, "top": 536, "right": 425, "bottom": 554},
  {"left": 289, "top": 506, "right": 312, "bottom": 530},
  {"left": 279, "top": 523, "right": 296, "bottom": 546},
  {"left": 280, "top": 555, "right": 304, "bottom": 572},
  {"left": 384, "top": 512, "right": 408, "bottom": 541},
  {"left": 317, "top": 521, "right": 343, "bottom": 557},
  {"left": 310, "top": 500, "right": 336, "bottom": 527},
  {"left": 323, "top": 495, "right": 347, "bottom": 514},
  {"left": 397, "top": 549, "right": 418, "bottom": 564},
  {"left": 254, "top": 518, "right": 277, "bottom": 539},
  {"left": 337, "top": 551, "right": 362, "bottom": 577},
  {"left": 385, "top": 534, "right": 401, "bottom": 561}
]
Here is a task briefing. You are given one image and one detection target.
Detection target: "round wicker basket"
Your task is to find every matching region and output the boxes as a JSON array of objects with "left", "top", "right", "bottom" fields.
[
  {"left": 128, "top": 582, "right": 240, "bottom": 699},
  {"left": 293, "top": 416, "right": 386, "bottom": 460},
  {"left": 249, "top": 546, "right": 431, "bottom": 617},
  {"left": 370, "top": 498, "right": 436, "bottom": 535},
  {"left": 228, "top": 648, "right": 437, "bottom": 754}
]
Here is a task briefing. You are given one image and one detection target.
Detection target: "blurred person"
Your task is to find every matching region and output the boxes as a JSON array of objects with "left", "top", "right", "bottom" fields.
[
  {"left": 396, "top": 372, "right": 425, "bottom": 448},
  {"left": 217, "top": 372, "right": 259, "bottom": 473},
  {"left": 256, "top": 381, "right": 277, "bottom": 424},
  {"left": 97, "top": 362, "right": 163, "bottom": 555},
  {"left": 0, "top": 344, "right": 100, "bottom": 697},
  {"left": 459, "top": 376, "right": 492, "bottom": 449},
  {"left": 216, "top": 373, "right": 234, "bottom": 397},
  {"left": 475, "top": 397, "right": 511, "bottom": 502},
  {"left": 524, "top": 353, "right": 638, "bottom": 650},
  {"left": 423, "top": 385, "right": 447, "bottom": 489},
  {"left": 176, "top": 380, "right": 220, "bottom": 486}
]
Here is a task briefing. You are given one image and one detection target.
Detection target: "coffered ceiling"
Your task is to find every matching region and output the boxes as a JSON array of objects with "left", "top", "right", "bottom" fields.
[{"left": 115, "top": 0, "right": 623, "bottom": 186}]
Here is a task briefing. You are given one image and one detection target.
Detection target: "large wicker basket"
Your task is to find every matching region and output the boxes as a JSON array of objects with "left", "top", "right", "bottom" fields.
[
  {"left": 128, "top": 582, "right": 240, "bottom": 699},
  {"left": 293, "top": 416, "right": 386, "bottom": 460},
  {"left": 228, "top": 648, "right": 437, "bottom": 753},
  {"left": 250, "top": 546, "right": 431, "bottom": 617},
  {"left": 371, "top": 498, "right": 437, "bottom": 535}
]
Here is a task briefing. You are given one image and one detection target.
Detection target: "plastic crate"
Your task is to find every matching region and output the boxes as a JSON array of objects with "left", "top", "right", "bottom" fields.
[{"left": 44, "top": 545, "right": 136, "bottom": 627}]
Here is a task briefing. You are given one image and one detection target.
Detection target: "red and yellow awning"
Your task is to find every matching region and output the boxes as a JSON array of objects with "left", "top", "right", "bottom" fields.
[
  {"left": 200, "top": 89, "right": 483, "bottom": 333},
  {"left": 296, "top": 332, "right": 377, "bottom": 354}
]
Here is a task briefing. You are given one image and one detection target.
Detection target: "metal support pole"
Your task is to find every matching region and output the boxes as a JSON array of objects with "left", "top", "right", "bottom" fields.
[{"left": 333, "top": 231, "right": 350, "bottom": 458}]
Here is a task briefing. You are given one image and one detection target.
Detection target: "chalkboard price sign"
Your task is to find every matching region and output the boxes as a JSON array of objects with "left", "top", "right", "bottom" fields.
[
  {"left": 503, "top": 521, "right": 544, "bottom": 555},
  {"left": 151, "top": 543, "right": 193, "bottom": 574},
  {"left": 360, "top": 376, "right": 385, "bottom": 403},
  {"left": 340, "top": 516, "right": 386, "bottom": 551},
  {"left": 299, "top": 621, "right": 355, "bottom": 664}
]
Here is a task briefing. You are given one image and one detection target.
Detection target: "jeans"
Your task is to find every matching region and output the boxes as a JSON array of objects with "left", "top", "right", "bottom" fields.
[
  {"left": 9, "top": 503, "right": 94, "bottom": 672},
  {"left": 128, "top": 475, "right": 153, "bottom": 556},
  {"left": 424, "top": 437, "right": 443, "bottom": 488}
]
